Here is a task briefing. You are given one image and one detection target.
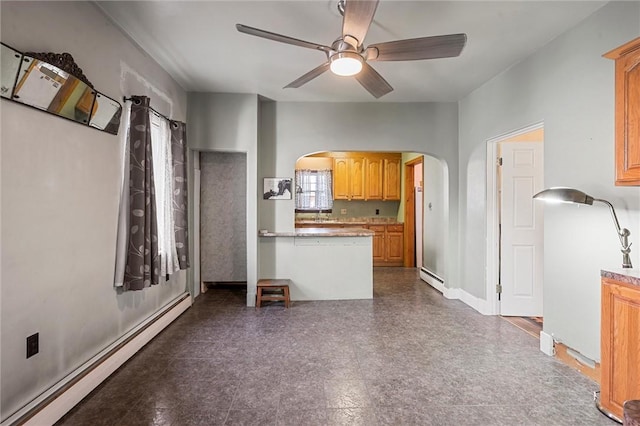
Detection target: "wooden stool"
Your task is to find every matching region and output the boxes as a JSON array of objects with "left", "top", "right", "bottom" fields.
[{"left": 256, "top": 279, "right": 291, "bottom": 308}]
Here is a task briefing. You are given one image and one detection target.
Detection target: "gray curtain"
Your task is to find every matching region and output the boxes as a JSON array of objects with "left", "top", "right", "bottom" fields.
[
  {"left": 123, "top": 96, "right": 160, "bottom": 291},
  {"left": 170, "top": 121, "right": 190, "bottom": 269}
]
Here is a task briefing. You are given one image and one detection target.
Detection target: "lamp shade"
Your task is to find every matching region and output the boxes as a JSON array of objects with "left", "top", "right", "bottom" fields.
[
  {"left": 533, "top": 186, "right": 633, "bottom": 268},
  {"left": 329, "top": 52, "right": 363, "bottom": 76},
  {"left": 532, "top": 187, "right": 594, "bottom": 205}
]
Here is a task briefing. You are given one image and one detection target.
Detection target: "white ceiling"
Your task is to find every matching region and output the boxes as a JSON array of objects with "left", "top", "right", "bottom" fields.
[{"left": 97, "top": 1, "right": 607, "bottom": 102}]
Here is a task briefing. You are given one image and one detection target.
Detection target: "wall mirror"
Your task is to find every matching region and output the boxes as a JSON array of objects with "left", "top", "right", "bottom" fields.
[{"left": 0, "top": 42, "right": 122, "bottom": 135}]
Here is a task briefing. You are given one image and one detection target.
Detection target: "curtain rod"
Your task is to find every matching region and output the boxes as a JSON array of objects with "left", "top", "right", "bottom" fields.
[{"left": 122, "top": 96, "right": 182, "bottom": 128}]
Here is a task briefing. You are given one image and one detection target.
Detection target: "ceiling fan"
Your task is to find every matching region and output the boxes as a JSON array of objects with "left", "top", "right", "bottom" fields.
[{"left": 236, "top": 0, "right": 467, "bottom": 98}]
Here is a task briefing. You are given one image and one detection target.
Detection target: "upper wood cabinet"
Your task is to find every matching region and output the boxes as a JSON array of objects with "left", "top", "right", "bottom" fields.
[
  {"left": 333, "top": 156, "right": 365, "bottom": 200},
  {"left": 365, "top": 157, "right": 384, "bottom": 200},
  {"left": 383, "top": 157, "right": 401, "bottom": 201},
  {"left": 332, "top": 152, "right": 401, "bottom": 201},
  {"left": 604, "top": 38, "right": 640, "bottom": 186}
]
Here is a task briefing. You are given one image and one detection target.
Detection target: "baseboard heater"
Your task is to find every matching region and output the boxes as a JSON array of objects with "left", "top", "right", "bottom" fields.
[
  {"left": 3, "top": 292, "right": 192, "bottom": 426},
  {"left": 421, "top": 267, "right": 444, "bottom": 283},
  {"left": 420, "top": 267, "right": 446, "bottom": 293}
]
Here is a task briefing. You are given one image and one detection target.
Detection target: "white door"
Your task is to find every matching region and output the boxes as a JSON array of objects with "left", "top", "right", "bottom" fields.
[{"left": 500, "top": 141, "right": 544, "bottom": 316}]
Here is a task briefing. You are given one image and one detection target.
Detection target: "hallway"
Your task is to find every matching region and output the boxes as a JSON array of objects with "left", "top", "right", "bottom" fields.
[{"left": 57, "top": 268, "right": 611, "bottom": 425}]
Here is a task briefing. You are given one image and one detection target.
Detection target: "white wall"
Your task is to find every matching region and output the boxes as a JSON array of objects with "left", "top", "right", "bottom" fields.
[
  {"left": 458, "top": 1, "right": 640, "bottom": 361},
  {"left": 0, "top": 1, "right": 188, "bottom": 420}
]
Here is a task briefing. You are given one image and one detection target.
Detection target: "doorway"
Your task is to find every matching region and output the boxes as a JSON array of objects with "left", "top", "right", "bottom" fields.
[
  {"left": 199, "top": 152, "right": 248, "bottom": 290},
  {"left": 403, "top": 156, "right": 424, "bottom": 267},
  {"left": 486, "top": 123, "right": 544, "bottom": 317}
]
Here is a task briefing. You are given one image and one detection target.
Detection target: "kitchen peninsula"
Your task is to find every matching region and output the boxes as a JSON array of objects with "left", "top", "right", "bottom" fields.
[
  {"left": 296, "top": 218, "right": 404, "bottom": 266},
  {"left": 258, "top": 227, "right": 374, "bottom": 301}
]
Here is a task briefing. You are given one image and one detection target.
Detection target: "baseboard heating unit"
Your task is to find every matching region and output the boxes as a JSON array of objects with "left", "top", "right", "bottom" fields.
[
  {"left": 420, "top": 267, "right": 445, "bottom": 293},
  {"left": 2, "top": 293, "right": 191, "bottom": 426}
]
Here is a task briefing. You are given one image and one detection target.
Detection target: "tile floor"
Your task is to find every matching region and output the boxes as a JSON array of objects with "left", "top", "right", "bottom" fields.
[{"left": 57, "top": 268, "right": 614, "bottom": 425}]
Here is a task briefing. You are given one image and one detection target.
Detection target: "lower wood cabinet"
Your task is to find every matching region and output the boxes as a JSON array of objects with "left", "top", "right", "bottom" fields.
[
  {"left": 385, "top": 224, "right": 404, "bottom": 264},
  {"left": 368, "top": 223, "right": 404, "bottom": 266},
  {"left": 600, "top": 276, "right": 640, "bottom": 419}
]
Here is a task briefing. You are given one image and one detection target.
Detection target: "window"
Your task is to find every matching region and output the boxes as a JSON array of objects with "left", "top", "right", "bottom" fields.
[
  {"left": 295, "top": 169, "right": 333, "bottom": 212},
  {"left": 150, "top": 113, "right": 179, "bottom": 277},
  {"left": 114, "top": 95, "right": 189, "bottom": 291}
]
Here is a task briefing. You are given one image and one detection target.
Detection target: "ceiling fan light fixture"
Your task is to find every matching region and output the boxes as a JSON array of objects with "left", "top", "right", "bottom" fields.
[{"left": 329, "top": 52, "right": 363, "bottom": 76}]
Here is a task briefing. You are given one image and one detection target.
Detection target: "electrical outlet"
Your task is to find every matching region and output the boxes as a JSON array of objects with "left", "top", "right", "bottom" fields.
[
  {"left": 26, "top": 333, "right": 39, "bottom": 359},
  {"left": 375, "top": 209, "right": 380, "bottom": 215},
  {"left": 340, "top": 209, "right": 347, "bottom": 215}
]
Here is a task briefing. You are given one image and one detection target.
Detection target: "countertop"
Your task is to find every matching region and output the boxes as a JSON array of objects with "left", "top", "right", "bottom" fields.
[
  {"left": 259, "top": 227, "right": 374, "bottom": 237},
  {"left": 295, "top": 217, "right": 401, "bottom": 225},
  {"left": 601, "top": 269, "right": 640, "bottom": 286}
]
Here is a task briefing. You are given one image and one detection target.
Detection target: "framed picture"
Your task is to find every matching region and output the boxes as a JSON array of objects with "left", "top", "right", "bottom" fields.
[{"left": 263, "top": 177, "right": 292, "bottom": 200}]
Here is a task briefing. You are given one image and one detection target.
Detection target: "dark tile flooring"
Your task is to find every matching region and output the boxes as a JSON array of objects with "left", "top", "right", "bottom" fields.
[{"left": 57, "top": 268, "right": 613, "bottom": 425}]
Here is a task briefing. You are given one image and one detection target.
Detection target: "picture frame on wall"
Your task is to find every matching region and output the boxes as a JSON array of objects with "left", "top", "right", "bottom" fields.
[{"left": 263, "top": 177, "right": 292, "bottom": 200}]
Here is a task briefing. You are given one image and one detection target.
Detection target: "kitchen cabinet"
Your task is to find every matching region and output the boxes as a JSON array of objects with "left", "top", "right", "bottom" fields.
[
  {"left": 600, "top": 275, "right": 640, "bottom": 419},
  {"left": 604, "top": 38, "right": 640, "bottom": 186},
  {"left": 365, "top": 157, "right": 383, "bottom": 200},
  {"left": 385, "top": 224, "right": 404, "bottom": 263},
  {"left": 368, "top": 224, "right": 386, "bottom": 263},
  {"left": 383, "top": 157, "right": 401, "bottom": 200},
  {"left": 333, "top": 152, "right": 401, "bottom": 201},
  {"left": 333, "top": 156, "right": 365, "bottom": 200},
  {"left": 368, "top": 223, "right": 404, "bottom": 266}
]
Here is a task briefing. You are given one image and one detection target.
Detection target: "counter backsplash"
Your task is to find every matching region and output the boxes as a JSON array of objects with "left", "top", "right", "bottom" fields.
[
  {"left": 295, "top": 216, "right": 401, "bottom": 224},
  {"left": 296, "top": 199, "right": 400, "bottom": 222}
]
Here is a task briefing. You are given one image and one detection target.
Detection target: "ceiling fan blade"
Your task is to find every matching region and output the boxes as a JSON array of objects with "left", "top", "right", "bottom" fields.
[
  {"left": 355, "top": 62, "right": 393, "bottom": 98},
  {"left": 236, "top": 24, "right": 331, "bottom": 53},
  {"left": 342, "top": 0, "right": 379, "bottom": 47},
  {"left": 367, "top": 33, "right": 467, "bottom": 62},
  {"left": 284, "top": 62, "right": 331, "bottom": 89}
]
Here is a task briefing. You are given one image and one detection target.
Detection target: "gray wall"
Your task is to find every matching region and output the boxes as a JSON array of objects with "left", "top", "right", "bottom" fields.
[
  {"left": 0, "top": 1, "right": 188, "bottom": 420},
  {"left": 330, "top": 200, "right": 400, "bottom": 219},
  {"left": 200, "top": 152, "right": 247, "bottom": 282},
  {"left": 423, "top": 154, "right": 447, "bottom": 276},
  {"left": 187, "top": 93, "right": 259, "bottom": 302},
  {"left": 458, "top": 1, "right": 640, "bottom": 361},
  {"left": 258, "top": 101, "right": 459, "bottom": 286},
  {"left": 396, "top": 152, "right": 448, "bottom": 277}
]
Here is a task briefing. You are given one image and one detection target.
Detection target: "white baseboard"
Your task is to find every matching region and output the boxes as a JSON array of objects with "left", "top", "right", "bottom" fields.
[
  {"left": 5, "top": 294, "right": 192, "bottom": 426},
  {"left": 246, "top": 291, "right": 256, "bottom": 307},
  {"left": 457, "top": 288, "right": 492, "bottom": 315},
  {"left": 540, "top": 330, "right": 555, "bottom": 356},
  {"left": 420, "top": 269, "right": 491, "bottom": 315}
]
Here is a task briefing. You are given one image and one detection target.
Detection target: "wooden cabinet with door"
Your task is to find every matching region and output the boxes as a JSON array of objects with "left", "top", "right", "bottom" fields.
[
  {"left": 385, "top": 224, "right": 404, "bottom": 263},
  {"left": 333, "top": 152, "right": 401, "bottom": 201},
  {"left": 604, "top": 38, "right": 640, "bottom": 186},
  {"left": 333, "top": 155, "right": 365, "bottom": 200},
  {"left": 365, "top": 157, "right": 384, "bottom": 200},
  {"left": 368, "top": 223, "right": 404, "bottom": 266},
  {"left": 368, "top": 224, "right": 386, "bottom": 263},
  {"left": 600, "top": 274, "right": 640, "bottom": 419},
  {"left": 383, "top": 156, "right": 401, "bottom": 200}
]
